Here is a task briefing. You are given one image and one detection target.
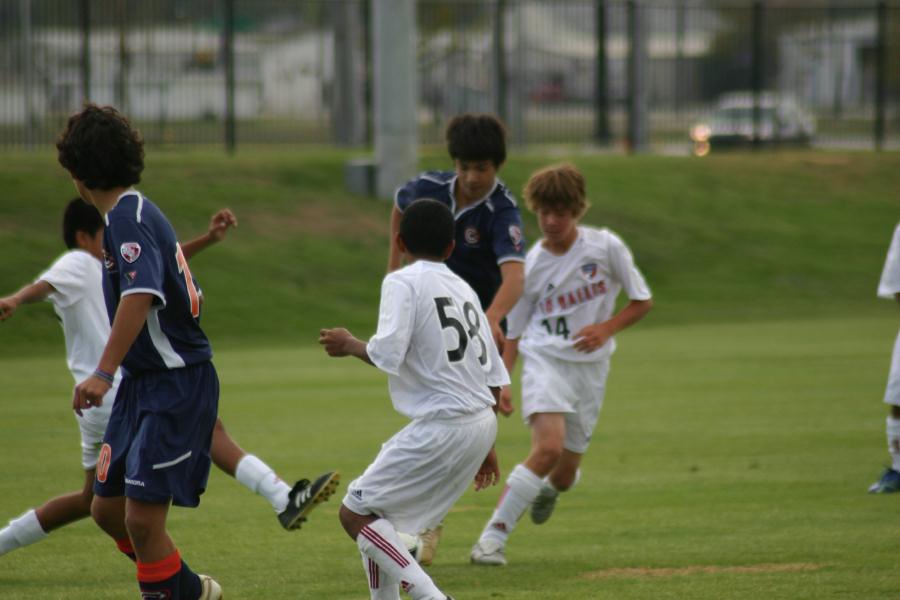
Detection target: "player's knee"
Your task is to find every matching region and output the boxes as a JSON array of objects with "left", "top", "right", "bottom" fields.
[
  {"left": 531, "top": 442, "right": 563, "bottom": 472},
  {"left": 90, "top": 497, "right": 115, "bottom": 531},
  {"left": 123, "top": 510, "right": 155, "bottom": 545},
  {"left": 76, "top": 488, "right": 95, "bottom": 514},
  {"left": 338, "top": 504, "right": 369, "bottom": 540}
]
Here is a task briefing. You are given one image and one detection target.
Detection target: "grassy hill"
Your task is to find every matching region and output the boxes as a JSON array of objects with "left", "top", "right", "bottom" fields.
[{"left": 0, "top": 148, "right": 897, "bottom": 356}]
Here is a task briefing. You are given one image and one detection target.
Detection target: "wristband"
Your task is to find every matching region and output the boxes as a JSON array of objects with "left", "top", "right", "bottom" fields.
[{"left": 93, "top": 368, "right": 115, "bottom": 385}]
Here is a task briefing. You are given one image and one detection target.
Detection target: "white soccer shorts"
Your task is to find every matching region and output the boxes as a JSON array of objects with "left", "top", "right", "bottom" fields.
[
  {"left": 342, "top": 408, "right": 497, "bottom": 534},
  {"left": 73, "top": 384, "right": 116, "bottom": 469},
  {"left": 520, "top": 349, "right": 610, "bottom": 454},
  {"left": 885, "top": 328, "right": 900, "bottom": 407}
]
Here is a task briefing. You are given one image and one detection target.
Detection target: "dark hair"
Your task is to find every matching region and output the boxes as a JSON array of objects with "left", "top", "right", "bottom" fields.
[
  {"left": 62, "top": 197, "right": 104, "bottom": 249},
  {"left": 400, "top": 199, "right": 454, "bottom": 259},
  {"left": 445, "top": 113, "right": 507, "bottom": 167},
  {"left": 56, "top": 103, "right": 144, "bottom": 190}
]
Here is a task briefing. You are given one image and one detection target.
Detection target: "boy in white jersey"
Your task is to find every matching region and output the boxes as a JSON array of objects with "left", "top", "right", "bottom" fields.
[
  {"left": 471, "top": 163, "right": 653, "bottom": 566},
  {"left": 0, "top": 198, "right": 335, "bottom": 560},
  {"left": 320, "top": 199, "right": 508, "bottom": 600},
  {"left": 868, "top": 223, "right": 900, "bottom": 493}
]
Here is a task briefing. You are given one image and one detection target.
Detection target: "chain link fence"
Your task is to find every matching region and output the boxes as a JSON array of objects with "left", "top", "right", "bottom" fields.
[{"left": 1, "top": 0, "right": 897, "bottom": 152}]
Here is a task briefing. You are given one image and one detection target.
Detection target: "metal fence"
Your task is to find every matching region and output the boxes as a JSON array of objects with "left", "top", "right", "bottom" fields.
[{"left": 1, "top": 0, "right": 898, "bottom": 152}]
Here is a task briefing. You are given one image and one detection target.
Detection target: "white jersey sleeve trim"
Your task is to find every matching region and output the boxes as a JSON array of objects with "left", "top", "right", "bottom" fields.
[
  {"left": 496, "top": 255, "right": 526, "bottom": 265},
  {"left": 121, "top": 287, "right": 166, "bottom": 307}
]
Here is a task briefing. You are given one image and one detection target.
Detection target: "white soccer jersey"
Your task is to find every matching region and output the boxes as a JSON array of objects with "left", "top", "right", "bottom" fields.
[
  {"left": 366, "top": 260, "right": 509, "bottom": 419},
  {"left": 507, "top": 226, "right": 652, "bottom": 363},
  {"left": 37, "top": 250, "right": 119, "bottom": 386},
  {"left": 879, "top": 223, "right": 900, "bottom": 299}
]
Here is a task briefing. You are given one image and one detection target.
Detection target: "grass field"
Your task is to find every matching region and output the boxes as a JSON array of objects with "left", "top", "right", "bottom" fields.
[
  {"left": 1, "top": 315, "right": 898, "bottom": 599},
  {"left": 0, "top": 149, "right": 899, "bottom": 598}
]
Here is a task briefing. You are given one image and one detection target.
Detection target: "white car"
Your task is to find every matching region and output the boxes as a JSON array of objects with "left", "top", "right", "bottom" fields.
[{"left": 690, "top": 92, "right": 816, "bottom": 155}]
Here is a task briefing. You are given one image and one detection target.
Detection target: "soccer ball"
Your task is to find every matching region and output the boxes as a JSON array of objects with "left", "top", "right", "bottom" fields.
[{"left": 397, "top": 531, "right": 421, "bottom": 561}]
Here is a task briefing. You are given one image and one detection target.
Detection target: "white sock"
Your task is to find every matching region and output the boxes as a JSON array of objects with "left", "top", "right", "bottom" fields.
[
  {"left": 479, "top": 464, "right": 543, "bottom": 546},
  {"left": 361, "top": 553, "right": 401, "bottom": 600},
  {"left": 0, "top": 509, "right": 47, "bottom": 556},
  {"left": 887, "top": 416, "right": 900, "bottom": 472},
  {"left": 357, "top": 519, "right": 444, "bottom": 600},
  {"left": 235, "top": 455, "right": 291, "bottom": 513}
]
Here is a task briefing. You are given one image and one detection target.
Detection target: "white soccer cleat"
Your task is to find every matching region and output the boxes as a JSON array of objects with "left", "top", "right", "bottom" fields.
[
  {"left": 417, "top": 524, "right": 443, "bottom": 566},
  {"left": 530, "top": 485, "right": 559, "bottom": 524},
  {"left": 470, "top": 538, "right": 507, "bottom": 566},
  {"left": 198, "top": 574, "right": 223, "bottom": 600}
]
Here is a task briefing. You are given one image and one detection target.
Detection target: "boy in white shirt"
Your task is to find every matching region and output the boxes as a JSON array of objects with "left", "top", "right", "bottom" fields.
[
  {"left": 470, "top": 163, "right": 653, "bottom": 566},
  {"left": 0, "top": 198, "right": 335, "bottom": 559},
  {"left": 869, "top": 223, "right": 900, "bottom": 493},
  {"left": 320, "top": 198, "right": 508, "bottom": 600}
]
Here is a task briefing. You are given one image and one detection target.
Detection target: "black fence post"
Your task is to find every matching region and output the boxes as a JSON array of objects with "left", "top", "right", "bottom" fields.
[
  {"left": 875, "top": 0, "right": 887, "bottom": 151},
  {"left": 79, "top": 0, "right": 91, "bottom": 102},
  {"left": 594, "top": 0, "right": 611, "bottom": 145},
  {"left": 751, "top": 0, "right": 764, "bottom": 149},
  {"left": 627, "top": 0, "right": 648, "bottom": 153},
  {"left": 363, "top": 0, "right": 373, "bottom": 147},
  {"left": 493, "top": 0, "right": 507, "bottom": 123},
  {"left": 223, "top": 0, "right": 236, "bottom": 154}
]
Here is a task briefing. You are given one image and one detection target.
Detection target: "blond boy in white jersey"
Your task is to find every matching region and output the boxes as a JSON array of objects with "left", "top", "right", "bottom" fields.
[
  {"left": 320, "top": 199, "right": 508, "bottom": 600},
  {"left": 471, "top": 163, "right": 653, "bottom": 566},
  {"left": 868, "top": 223, "right": 900, "bottom": 493}
]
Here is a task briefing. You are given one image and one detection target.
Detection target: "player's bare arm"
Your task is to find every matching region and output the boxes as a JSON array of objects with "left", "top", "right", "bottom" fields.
[
  {"left": 573, "top": 298, "right": 653, "bottom": 353},
  {"left": 319, "top": 327, "right": 374, "bottom": 366},
  {"left": 74, "top": 293, "right": 154, "bottom": 414},
  {"left": 387, "top": 205, "right": 405, "bottom": 272},
  {"left": 485, "top": 261, "right": 525, "bottom": 351},
  {"left": 181, "top": 208, "right": 238, "bottom": 260},
  {"left": 497, "top": 338, "right": 519, "bottom": 417},
  {"left": 0, "top": 280, "right": 54, "bottom": 322}
]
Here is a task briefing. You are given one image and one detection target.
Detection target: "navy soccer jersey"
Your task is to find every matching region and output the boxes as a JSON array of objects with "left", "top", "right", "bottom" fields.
[
  {"left": 101, "top": 191, "right": 212, "bottom": 374},
  {"left": 395, "top": 171, "right": 526, "bottom": 309}
]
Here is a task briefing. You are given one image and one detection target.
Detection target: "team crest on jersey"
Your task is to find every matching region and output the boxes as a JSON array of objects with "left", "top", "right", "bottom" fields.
[
  {"left": 580, "top": 263, "right": 598, "bottom": 279},
  {"left": 120, "top": 242, "right": 142, "bottom": 263},
  {"left": 464, "top": 226, "right": 480, "bottom": 245},
  {"left": 508, "top": 224, "right": 523, "bottom": 250}
]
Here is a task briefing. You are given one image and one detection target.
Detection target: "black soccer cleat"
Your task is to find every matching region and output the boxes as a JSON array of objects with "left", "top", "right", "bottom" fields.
[{"left": 278, "top": 471, "right": 341, "bottom": 530}]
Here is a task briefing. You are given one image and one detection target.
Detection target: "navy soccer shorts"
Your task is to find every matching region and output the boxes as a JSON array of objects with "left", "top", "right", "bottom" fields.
[{"left": 94, "top": 361, "right": 219, "bottom": 507}]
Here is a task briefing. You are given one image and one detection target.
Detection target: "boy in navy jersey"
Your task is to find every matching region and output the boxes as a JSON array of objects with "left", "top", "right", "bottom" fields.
[
  {"left": 388, "top": 114, "right": 525, "bottom": 564},
  {"left": 56, "top": 103, "right": 220, "bottom": 598},
  {"left": 389, "top": 114, "right": 525, "bottom": 362}
]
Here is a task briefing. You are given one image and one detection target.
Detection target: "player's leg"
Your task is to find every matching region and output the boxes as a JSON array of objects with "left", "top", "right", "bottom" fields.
[
  {"left": 531, "top": 358, "right": 607, "bottom": 523},
  {"left": 213, "top": 416, "right": 339, "bottom": 529},
  {"left": 472, "top": 413, "right": 565, "bottom": 565},
  {"left": 125, "top": 362, "right": 221, "bottom": 599},
  {"left": 126, "top": 498, "right": 211, "bottom": 600},
  {"left": 870, "top": 329, "right": 900, "bottom": 493},
  {"left": 361, "top": 553, "right": 402, "bottom": 600},
  {"left": 0, "top": 469, "right": 95, "bottom": 557},
  {"left": 531, "top": 450, "right": 583, "bottom": 525},
  {"left": 342, "top": 413, "right": 493, "bottom": 598},
  {"left": 340, "top": 506, "right": 447, "bottom": 600}
]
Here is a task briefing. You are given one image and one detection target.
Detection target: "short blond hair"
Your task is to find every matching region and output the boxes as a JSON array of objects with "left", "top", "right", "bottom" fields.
[{"left": 523, "top": 163, "right": 589, "bottom": 217}]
